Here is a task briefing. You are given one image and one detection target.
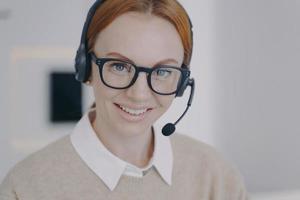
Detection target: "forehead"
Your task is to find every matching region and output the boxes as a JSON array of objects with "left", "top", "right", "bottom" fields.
[{"left": 93, "top": 12, "right": 184, "bottom": 66}]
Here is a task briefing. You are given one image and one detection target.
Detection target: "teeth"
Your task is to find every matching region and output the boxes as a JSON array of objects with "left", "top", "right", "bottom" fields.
[{"left": 119, "top": 105, "right": 148, "bottom": 116}]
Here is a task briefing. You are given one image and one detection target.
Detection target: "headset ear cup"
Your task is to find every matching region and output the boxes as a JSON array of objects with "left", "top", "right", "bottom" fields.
[
  {"left": 75, "top": 46, "right": 92, "bottom": 83},
  {"left": 176, "top": 77, "right": 189, "bottom": 97},
  {"left": 75, "top": 50, "right": 85, "bottom": 82}
]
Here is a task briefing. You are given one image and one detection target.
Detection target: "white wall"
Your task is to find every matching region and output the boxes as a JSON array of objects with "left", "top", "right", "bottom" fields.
[
  {"left": 212, "top": 0, "right": 300, "bottom": 193},
  {"left": 0, "top": 0, "right": 12, "bottom": 182}
]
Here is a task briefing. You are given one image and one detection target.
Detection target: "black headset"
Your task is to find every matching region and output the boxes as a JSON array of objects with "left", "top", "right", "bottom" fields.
[{"left": 74, "top": 0, "right": 194, "bottom": 98}]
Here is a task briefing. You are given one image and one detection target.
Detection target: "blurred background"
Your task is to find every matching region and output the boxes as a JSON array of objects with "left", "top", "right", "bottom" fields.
[{"left": 0, "top": 0, "right": 299, "bottom": 199}]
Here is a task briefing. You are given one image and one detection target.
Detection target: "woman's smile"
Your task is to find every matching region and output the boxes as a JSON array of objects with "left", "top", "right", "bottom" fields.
[{"left": 114, "top": 103, "right": 153, "bottom": 122}]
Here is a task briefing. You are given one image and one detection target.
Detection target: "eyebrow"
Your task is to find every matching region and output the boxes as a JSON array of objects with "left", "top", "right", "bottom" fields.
[{"left": 105, "top": 52, "right": 179, "bottom": 66}]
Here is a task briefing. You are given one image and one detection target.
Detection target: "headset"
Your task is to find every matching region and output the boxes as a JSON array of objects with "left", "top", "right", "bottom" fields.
[{"left": 75, "top": 0, "right": 195, "bottom": 136}]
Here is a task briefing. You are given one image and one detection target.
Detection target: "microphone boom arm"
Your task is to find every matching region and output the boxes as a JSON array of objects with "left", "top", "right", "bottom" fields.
[{"left": 174, "top": 78, "right": 195, "bottom": 126}]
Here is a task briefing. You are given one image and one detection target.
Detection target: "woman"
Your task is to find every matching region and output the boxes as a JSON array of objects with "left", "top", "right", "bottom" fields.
[{"left": 0, "top": 0, "right": 248, "bottom": 199}]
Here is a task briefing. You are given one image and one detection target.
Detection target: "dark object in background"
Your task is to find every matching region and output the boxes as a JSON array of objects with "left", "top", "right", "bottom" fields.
[{"left": 50, "top": 72, "right": 82, "bottom": 122}]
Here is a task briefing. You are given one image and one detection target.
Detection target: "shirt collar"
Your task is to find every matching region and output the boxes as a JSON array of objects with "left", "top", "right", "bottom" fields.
[{"left": 70, "top": 110, "right": 173, "bottom": 191}]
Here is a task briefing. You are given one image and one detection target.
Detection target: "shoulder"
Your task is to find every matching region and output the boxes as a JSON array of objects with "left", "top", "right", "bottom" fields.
[
  {"left": 170, "top": 133, "right": 247, "bottom": 192},
  {"left": 170, "top": 133, "right": 221, "bottom": 162},
  {"left": 4, "top": 135, "right": 78, "bottom": 184},
  {"left": 170, "top": 133, "right": 237, "bottom": 171}
]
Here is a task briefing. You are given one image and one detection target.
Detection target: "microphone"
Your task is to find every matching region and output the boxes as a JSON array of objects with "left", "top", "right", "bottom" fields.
[{"left": 162, "top": 79, "right": 195, "bottom": 136}]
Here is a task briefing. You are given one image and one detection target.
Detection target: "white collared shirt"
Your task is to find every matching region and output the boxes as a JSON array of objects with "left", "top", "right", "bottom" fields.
[{"left": 70, "top": 110, "right": 173, "bottom": 191}]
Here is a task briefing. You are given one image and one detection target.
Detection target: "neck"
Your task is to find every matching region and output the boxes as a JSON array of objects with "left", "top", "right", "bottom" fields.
[{"left": 91, "top": 114, "right": 154, "bottom": 168}]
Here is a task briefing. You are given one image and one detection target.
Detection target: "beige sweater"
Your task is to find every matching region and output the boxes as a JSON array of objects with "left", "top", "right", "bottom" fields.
[{"left": 0, "top": 134, "right": 248, "bottom": 200}]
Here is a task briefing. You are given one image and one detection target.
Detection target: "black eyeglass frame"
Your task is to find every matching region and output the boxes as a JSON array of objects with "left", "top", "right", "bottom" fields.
[{"left": 90, "top": 52, "right": 190, "bottom": 95}]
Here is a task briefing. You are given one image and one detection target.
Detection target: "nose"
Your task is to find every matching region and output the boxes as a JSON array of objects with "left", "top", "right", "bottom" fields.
[{"left": 125, "top": 72, "right": 152, "bottom": 102}]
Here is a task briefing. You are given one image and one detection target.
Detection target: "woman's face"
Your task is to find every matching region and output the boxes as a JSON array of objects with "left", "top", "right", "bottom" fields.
[{"left": 90, "top": 12, "right": 184, "bottom": 137}]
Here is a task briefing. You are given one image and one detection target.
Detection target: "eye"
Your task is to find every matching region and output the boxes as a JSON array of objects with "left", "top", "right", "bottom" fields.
[
  {"left": 112, "top": 63, "right": 128, "bottom": 72},
  {"left": 154, "top": 68, "right": 172, "bottom": 78},
  {"left": 107, "top": 61, "right": 133, "bottom": 74}
]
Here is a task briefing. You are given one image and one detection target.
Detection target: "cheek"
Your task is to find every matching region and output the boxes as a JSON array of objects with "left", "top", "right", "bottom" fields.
[
  {"left": 93, "top": 84, "right": 121, "bottom": 104},
  {"left": 91, "top": 76, "right": 118, "bottom": 104},
  {"left": 156, "top": 95, "right": 175, "bottom": 111},
  {"left": 91, "top": 64, "right": 121, "bottom": 101}
]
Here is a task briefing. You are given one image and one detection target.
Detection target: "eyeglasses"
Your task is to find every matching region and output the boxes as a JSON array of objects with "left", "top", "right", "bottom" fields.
[{"left": 90, "top": 52, "right": 190, "bottom": 95}]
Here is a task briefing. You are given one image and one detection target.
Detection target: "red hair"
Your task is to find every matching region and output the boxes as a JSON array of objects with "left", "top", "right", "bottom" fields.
[{"left": 87, "top": 0, "right": 193, "bottom": 67}]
